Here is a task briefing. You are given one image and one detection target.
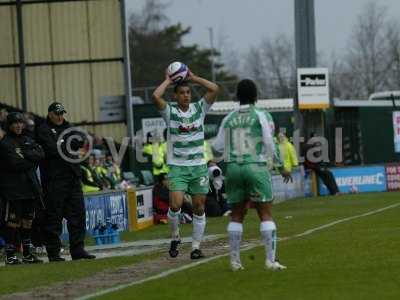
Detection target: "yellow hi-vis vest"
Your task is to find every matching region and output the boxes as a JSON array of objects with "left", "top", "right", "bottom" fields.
[
  {"left": 279, "top": 138, "right": 299, "bottom": 173},
  {"left": 204, "top": 140, "right": 214, "bottom": 163},
  {"left": 143, "top": 142, "right": 169, "bottom": 175},
  {"left": 80, "top": 165, "right": 100, "bottom": 193},
  {"left": 95, "top": 165, "right": 108, "bottom": 179},
  {"left": 112, "top": 163, "right": 122, "bottom": 182}
]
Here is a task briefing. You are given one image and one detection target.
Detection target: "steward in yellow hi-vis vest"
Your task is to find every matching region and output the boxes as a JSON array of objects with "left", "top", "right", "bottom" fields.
[
  {"left": 204, "top": 140, "right": 214, "bottom": 163},
  {"left": 277, "top": 132, "right": 298, "bottom": 173},
  {"left": 143, "top": 141, "right": 169, "bottom": 176},
  {"left": 80, "top": 164, "right": 101, "bottom": 193}
]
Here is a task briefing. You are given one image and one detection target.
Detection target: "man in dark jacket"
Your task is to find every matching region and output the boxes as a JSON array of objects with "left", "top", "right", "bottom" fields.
[
  {"left": 303, "top": 133, "right": 340, "bottom": 196},
  {"left": 0, "top": 112, "right": 44, "bottom": 265},
  {"left": 36, "top": 102, "right": 95, "bottom": 261}
]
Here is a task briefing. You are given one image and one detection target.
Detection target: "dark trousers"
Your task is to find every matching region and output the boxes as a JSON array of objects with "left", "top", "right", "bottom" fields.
[
  {"left": 2, "top": 198, "right": 35, "bottom": 254},
  {"left": 43, "top": 177, "right": 86, "bottom": 256},
  {"left": 31, "top": 208, "right": 46, "bottom": 247},
  {"left": 315, "top": 168, "right": 339, "bottom": 195}
]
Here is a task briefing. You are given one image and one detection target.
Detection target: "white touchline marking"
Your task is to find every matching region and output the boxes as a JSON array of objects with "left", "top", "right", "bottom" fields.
[{"left": 76, "top": 202, "right": 400, "bottom": 300}]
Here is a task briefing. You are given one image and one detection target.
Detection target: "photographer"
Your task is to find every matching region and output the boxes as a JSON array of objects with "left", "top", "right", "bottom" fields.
[
  {"left": 36, "top": 102, "right": 95, "bottom": 261},
  {"left": 0, "top": 113, "right": 44, "bottom": 264},
  {"left": 205, "top": 162, "right": 229, "bottom": 217}
]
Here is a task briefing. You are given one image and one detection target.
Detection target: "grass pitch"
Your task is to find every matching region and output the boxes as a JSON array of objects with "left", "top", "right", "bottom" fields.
[
  {"left": 96, "top": 193, "right": 400, "bottom": 300},
  {"left": 1, "top": 192, "right": 400, "bottom": 300}
]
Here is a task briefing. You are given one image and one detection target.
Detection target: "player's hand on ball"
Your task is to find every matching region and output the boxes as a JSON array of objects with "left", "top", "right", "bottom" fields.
[
  {"left": 187, "top": 69, "right": 195, "bottom": 81},
  {"left": 164, "top": 69, "right": 173, "bottom": 84}
]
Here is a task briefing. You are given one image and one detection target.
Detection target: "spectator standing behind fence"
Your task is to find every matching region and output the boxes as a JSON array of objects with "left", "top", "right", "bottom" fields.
[
  {"left": 80, "top": 156, "right": 102, "bottom": 193},
  {"left": 104, "top": 154, "right": 123, "bottom": 189},
  {"left": 94, "top": 155, "right": 111, "bottom": 190},
  {"left": 143, "top": 131, "right": 169, "bottom": 181},
  {"left": 278, "top": 132, "right": 299, "bottom": 173},
  {"left": 0, "top": 113, "right": 44, "bottom": 265},
  {"left": 36, "top": 102, "right": 95, "bottom": 262}
]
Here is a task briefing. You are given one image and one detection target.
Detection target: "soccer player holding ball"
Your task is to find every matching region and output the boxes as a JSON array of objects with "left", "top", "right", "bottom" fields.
[
  {"left": 152, "top": 62, "right": 219, "bottom": 259},
  {"left": 212, "top": 79, "right": 291, "bottom": 271}
]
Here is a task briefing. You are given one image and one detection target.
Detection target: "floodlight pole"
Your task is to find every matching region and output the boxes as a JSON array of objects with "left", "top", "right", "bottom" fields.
[
  {"left": 294, "top": 0, "right": 317, "bottom": 138},
  {"left": 16, "top": 0, "right": 27, "bottom": 112},
  {"left": 120, "top": 0, "right": 135, "bottom": 171}
]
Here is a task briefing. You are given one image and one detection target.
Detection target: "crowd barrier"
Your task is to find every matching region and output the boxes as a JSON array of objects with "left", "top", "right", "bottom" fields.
[
  {"left": 84, "top": 190, "right": 129, "bottom": 233},
  {"left": 127, "top": 186, "right": 154, "bottom": 231},
  {"left": 58, "top": 163, "right": 400, "bottom": 242},
  {"left": 60, "top": 170, "right": 312, "bottom": 240},
  {"left": 271, "top": 168, "right": 314, "bottom": 202},
  {"left": 61, "top": 186, "right": 154, "bottom": 240},
  {"left": 318, "top": 164, "right": 400, "bottom": 195},
  {"left": 272, "top": 163, "right": 400, "bottom": 198}
]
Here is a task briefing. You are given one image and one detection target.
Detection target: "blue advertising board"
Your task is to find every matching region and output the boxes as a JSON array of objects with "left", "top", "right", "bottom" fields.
[
  {"left": 319, "top": 166, "right": 387, "bottom": 195},
  {"left": 85, "top": 191, "right": 129, "bottom": 232},
  {"left": 272, "top": 168, "right": 310, "bottom": 202},
  {"left": 62, "top": 191, "right": 129, "bottom": 240}
]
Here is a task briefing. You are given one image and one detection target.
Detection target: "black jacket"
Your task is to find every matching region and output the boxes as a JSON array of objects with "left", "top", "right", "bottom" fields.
[
  {"left": 36, "top": 118, "right": 83, "bottom": 185},
  {"left": 0, "top": 132, "right": 44, "bottom": 201}
]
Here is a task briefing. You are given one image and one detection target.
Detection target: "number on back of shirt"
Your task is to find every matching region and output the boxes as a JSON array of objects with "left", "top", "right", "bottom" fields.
[{"left": 231, "top": 128, "right": 255, "bottom": 158}]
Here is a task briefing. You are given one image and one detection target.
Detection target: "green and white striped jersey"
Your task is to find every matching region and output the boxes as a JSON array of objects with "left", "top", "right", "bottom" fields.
[
  {"left": 159, "top": 98, "right": 212, "bottom": 166},
  {"left": 212, "top": 104, "right": 281, "bottom": 166}
]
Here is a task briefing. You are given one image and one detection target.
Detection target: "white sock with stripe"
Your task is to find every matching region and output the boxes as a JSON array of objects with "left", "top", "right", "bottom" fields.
[
  {"left": 227, "top": 222, "right": 243, "bottom": 264},
  {"left": 192, "top": 213, "right": 206, "bottom": 250},
  {"left": 260, "top": 220, "right": 277, "bottom": 262},
  {"left": 168, "top": 208, "right": 181, "bottom": 240}
]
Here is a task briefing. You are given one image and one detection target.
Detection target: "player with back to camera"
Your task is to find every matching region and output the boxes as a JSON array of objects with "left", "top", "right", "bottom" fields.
[
  {"left": 212, "top": 79, "right": 292, "bottom": 271},
  {"left": 152, "top": 64, "right": 219, "bottom": 259}
]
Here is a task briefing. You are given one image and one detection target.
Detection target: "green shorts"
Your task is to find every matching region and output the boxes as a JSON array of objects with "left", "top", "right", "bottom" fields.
[
  {"left": 168, "top": 165, "right": 209, "bottom": 195},
  {"left": 225, "top": 163, "right": 273, "bottom": 204}
]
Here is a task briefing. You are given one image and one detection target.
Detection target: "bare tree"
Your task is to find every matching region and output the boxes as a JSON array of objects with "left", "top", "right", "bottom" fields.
[
  {"left": 328, "top": 52, "right": 345, "bottom": 99},
  {"left": 129, "top": 0, "right": 170, "bottom": 34},
  {"left": 385, "top": 20, "right": 400, "bottom": 90},
  {"left": 261, "top": 34, "right": 295, "bottom": 98},
  {"left": 244, "top": 33, "right": 295, "bottom": 98},
  {"left": 342, "top": 2, "right": 392, "bottom": 99},
  {"left": 216, "top": 27, "right": 242, "bottom": 77},
  {"left": 244, "top": 46, "right": 268, "bottom": 96}
]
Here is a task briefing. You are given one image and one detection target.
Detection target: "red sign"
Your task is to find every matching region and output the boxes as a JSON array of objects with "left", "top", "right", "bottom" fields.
[{"left": 385, "top": 164, "right": 400, "bottom": 191}]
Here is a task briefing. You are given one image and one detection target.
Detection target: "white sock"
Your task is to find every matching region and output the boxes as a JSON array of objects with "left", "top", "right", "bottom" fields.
[
  {"left": 260, "top": 221, "right": 277, "bottom": 262},
  {"left": 168, "top": 208, "right": 181, "bottom": 240},
  {"left": 227, "top": 222, "right": 243, "bottom": 264},
  {"left": 192, "top": 213, "right": 206, "bottom": 250}
]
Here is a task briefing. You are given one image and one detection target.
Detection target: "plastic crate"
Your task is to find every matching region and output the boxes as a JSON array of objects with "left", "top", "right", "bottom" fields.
[{"left": 92, "top": 222, "right": 121, "bottom": 245}]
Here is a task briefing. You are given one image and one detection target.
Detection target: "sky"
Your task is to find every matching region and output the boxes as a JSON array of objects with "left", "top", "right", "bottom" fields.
[{"left": 126, "top": 0, "right": 400, "bottom": 62}]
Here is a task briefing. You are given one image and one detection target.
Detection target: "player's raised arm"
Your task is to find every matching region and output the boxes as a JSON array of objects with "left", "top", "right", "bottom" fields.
[
  {"left": 187, "top": 71, "right": 219, "bottom": 105},
  {"left": 152, "top": 71, "right": 173, "bottom": 111}
]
